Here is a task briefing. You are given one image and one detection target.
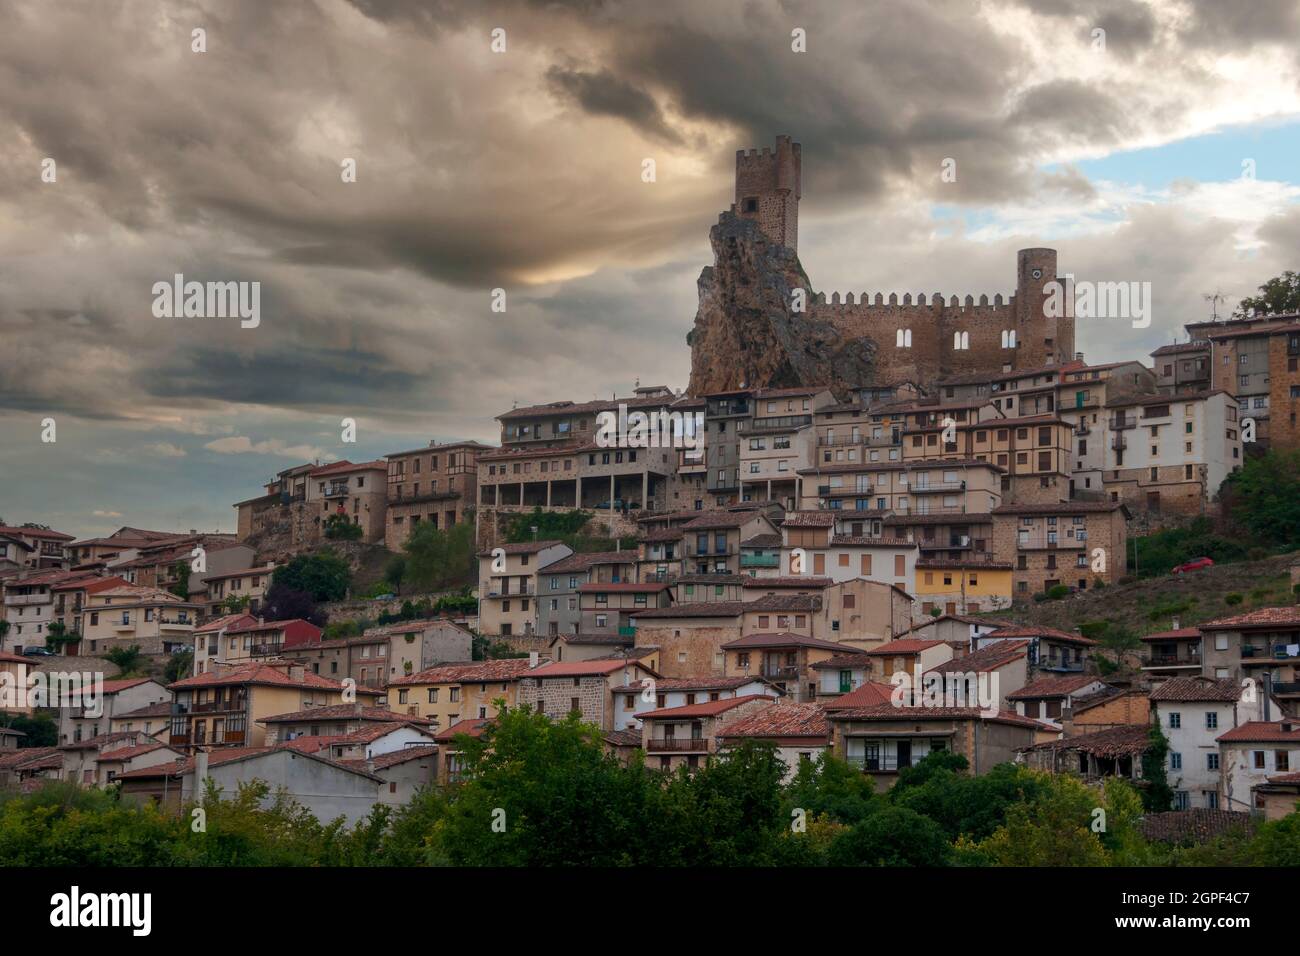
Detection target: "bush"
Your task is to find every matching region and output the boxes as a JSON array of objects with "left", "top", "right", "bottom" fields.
[
  {"left": 1225, "top": 593, "right": 1243, "bottom": 605},
  {"left": 323, "top": 513, "right": 363, "bottom": 541},
  {"left": 1045, "top": 584, "right": 1070, "bottom": 600}
]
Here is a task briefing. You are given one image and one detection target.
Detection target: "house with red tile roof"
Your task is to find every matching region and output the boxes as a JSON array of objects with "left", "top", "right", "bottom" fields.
[
  {"left": 0, "top": 651, "right": 34, "bottom": 717},
  {"left": 340, "top": 744, "right": 440, "bottom": 805},
  {"left": 1140, "top": 626, "right": 1204, "bottom": 678},
  {"left": 638, "top": 694, "right": 776, "bottom": 773},
  {"left": 0, "top": 746, "right": 64, "bottom": 789},
  {"left": 258, "top": 703, "right": 433, "bottom": 744},
  {"left": 56, "top": 677, "right": 171, "bottom": 747},
  {"left": 388, "top": 658, "right": 539, "bottom": 732},
  {"left": 906, "top": 613, "right": 1014, "bottom": 652},
  {"left": 1253, "top": 770, "right": 1300, "bottom": 820},
  {"left": 862, "top": 637, "right": 954, "bottom": 687},
  {"left": 192, "top": 617, "right": 322, "bottom": 674},
  {"left": 1019, "top": 724, "right": 1152, "bottom": 780},
  {"left": 976, "top": 624, "right": 1098, "bottom": 677},
  {"left": 716, "top": 701, "right": 832, "bottom": 779},
  {"left": 610, "top": 675, "right": 782, "bottom": 732},
  {"left": 0, "top": 525, "right": 73, "bottom": 573},
  {"left": 517, "top": 657, "right": 660, "bottom": 732},
  {"left": 722, "top": 632, "right": 866, "bottom": 702},
  {"left": 166, "top": 661, "right": 383, "bottom": 752},
  {"left": 1006, "top": 674, "right": 1111, "bottom": 728},
  {"left": 1217, "top": 719, "right": 1300, "bottom": 814},
  {"left": 826, "top": 702, "right": 1039, "bottom": 785},
  {"left": 1200, "top": 607, "right": 1300, "bottom": 719},
  {"left": 1150, "top": 677, "right": 1246, "bottom": 811}
]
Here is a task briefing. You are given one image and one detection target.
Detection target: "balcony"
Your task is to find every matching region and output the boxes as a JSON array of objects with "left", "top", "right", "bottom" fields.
[
  {"left": 760, "top": 665, "right": 800, "bottom": 680},
  {"left": 250, "top": 642, "right": 284, "bottom": 656},
  {"left": 3, "top": 592, "right": 50, "bottom": 606},
  {"left": 159, "top": 619, "right": 194, "bottom": 632},
  {"left": 1142, "top": 653, "right": 1201, "bottom": 669},
  {"left": 845, "top": 754, "right": 909, "bottom": 772},
  {"left": 183, "top": 699, "right": 246, "bottom": 714},
  {"left": 1038, "top": 660, "right": 1084, "bottom": 673},
  {"left": 323, "top": 483, "right": 350, "bottom": 498},
  {"left": 1109, "top": 416, "right": 1137, "bottom": 430},
  {"left": 647, "top": 737, "right": 708, "bottom": 753},
  {"left": 112, "top": 621, "right": 136, "bottom": 633},
  {"left": 740, "top": 553, "right": 780, "bottom": 568},
  {"left": 1110, "top": 436, "right": 1127, "bottom": 451},
  {"left": 911, "top": 481, "right": 966, "bottom": 493},
  {"left": 742, "top": 415, "right": 811, "bottom": 434},
  {"left": 1271, "top": 682, "right": 1300, "bottom": 696},
  {"left": 1074, "top": 424, "right": 1091, "bottom": 436}
]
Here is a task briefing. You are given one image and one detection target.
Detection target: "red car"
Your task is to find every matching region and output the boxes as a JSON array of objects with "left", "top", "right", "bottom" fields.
[{"left": 1172, "top": 556, "right": 1214, "bottom": 574}]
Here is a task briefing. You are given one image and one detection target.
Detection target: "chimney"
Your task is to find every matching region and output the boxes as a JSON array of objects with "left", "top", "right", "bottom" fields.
[
  {"left": 289, "top": 664, "right": 305, "bottom": 682},
  {"left": 529, "top": 651, "right": 539, "bottom": 669},
  {"left": 1075, "top": 352, "right": 1084, "bottom": 362},
  {"left": 1281, "top": 722, "right": 1293, "bottom": 733}
]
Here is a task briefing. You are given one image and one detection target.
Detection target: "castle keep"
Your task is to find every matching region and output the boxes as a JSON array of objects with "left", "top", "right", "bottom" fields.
[{"left": 723, "top": 135, "right": 1075, "bottom": 387}]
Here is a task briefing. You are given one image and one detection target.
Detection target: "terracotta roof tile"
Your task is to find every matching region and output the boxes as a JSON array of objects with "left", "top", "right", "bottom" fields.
[
  {"left": 389, "top": 658, "right": 536, "bottom": 686},
  {"left": 1006, "top": 674, "right": 1105, "bottom": 700},
  {"left": 1148, "top": 677, "right": 1240, "bottom": 703},
  {"left": 717, "top": 702, "right": 829, "bottom": 739}
]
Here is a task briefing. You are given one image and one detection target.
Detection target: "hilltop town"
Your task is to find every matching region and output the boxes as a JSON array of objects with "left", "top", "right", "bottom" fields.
[{"left": 3, "top": 138, "right": 1299, "bottom": 851}]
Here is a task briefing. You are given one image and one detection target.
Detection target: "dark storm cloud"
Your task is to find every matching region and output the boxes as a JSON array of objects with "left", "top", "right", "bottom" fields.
[
  {"left": 1, "top": 0, "right": 1297, "bottom": 434},
  {"left": 546, "top": 66, "right": 685, "bottom": 145}
]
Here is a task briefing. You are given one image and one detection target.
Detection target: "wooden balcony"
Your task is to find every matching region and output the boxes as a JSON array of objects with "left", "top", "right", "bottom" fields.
[{"left": 647, "top": 737, "right": 708, "bottom": 753}]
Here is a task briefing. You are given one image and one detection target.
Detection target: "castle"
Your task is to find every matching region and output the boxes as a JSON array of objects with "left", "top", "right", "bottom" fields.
[{"left": 729, "top": 135, "right": 1075, "bottom": 384}]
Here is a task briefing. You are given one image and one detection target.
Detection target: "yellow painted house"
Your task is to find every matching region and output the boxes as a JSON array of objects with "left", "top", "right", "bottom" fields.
[
  {"left": 386, "top": 658, "right": 537, "bottom": 733},
  {"left": 914, "top": 561, "right": 1013, "bottom": 616},
  {"left": 166, "top": 661, "right": 383, "bottom": 751}
]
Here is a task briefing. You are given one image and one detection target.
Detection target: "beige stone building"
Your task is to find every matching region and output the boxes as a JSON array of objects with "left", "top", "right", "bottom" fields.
[
  {"left": 516, "top": 657, "right": 660, "bottom": 732},
  {"left": 476, "top": 540, "right": 573, "bottom": 638},
  {"left": 991, "top": 500, "right": 1128, "bottom": 598},
  {"left": 201, "top": 562, "right": 276, "bottom": 617},
  {"left": 387, "top": 658, "right": 537, "bottom": 730},
  {"left": 80, "top": 584, "right": 202, "bottom": 657},
  {"left": 639, "top": 694, "right": 776, "bottom": 772},
  {"left": 307, "top": 460, "right": 389, "bottom": 543},
  {"left": 385, "top": 440, "right": 488, "bottom": 551},
  {"left": 166, "top": 661, "right": 383, "bottom": 751}
]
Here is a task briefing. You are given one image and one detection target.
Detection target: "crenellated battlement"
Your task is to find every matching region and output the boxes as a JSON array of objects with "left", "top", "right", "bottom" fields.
[{"left": 812, "top": 291, "right": 1013, "bottom": 310}]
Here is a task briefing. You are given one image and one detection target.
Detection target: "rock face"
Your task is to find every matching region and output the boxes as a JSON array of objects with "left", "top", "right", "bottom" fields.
[{"left": 687, "top": 212, "right": 876, "bottom": 397}]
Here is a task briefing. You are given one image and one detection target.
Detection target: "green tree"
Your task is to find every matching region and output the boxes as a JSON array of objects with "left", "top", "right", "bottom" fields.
[
  {"left": 273, "top": 552, "right": 351, "bottom": 602},
  {"left": 1140, "top": 719, "right": 1174, "bottom": 813},
  {"left": 0, "top": 711, "right": 58, "bottom": 747},
  {"left": 1235, "top": 270, "right": 1300, "bottom": 317},
  {"left": 402, "top": 521, "right": 475, "bottom": 592},
  {"left": 164, "top": 648, "right": 194, "bottom": 684},
  {"left": 104, "top": 644, "right": 145, "bottom": 676},
  {"left": 221, "top": 594, "right": 251, "bottom": 614},
  {"left": 383, "top": 554, "right": 406, "bottom": 594},
  {"left": 1220, "top": 449, "right": 1300, "bottom": 551},
  {"left": 974, "top": 772, "right": 1110, "bottom": 866},
  {"left": 170, "top": 561, "right": 191, "bottom": 599},
  {"left": 323, "top": 513, "right": 363, "bottom": 541},
  {"left": 826, "top": 805, "right": 952, "bottom": 866}
]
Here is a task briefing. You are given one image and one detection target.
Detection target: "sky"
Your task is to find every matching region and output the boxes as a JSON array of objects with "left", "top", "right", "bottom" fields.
[{"left": 2, "top": 0, "right": 1299, "bottom": 541}]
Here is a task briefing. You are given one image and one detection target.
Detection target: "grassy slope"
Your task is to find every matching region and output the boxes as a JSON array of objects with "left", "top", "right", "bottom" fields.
[{"left": 982, "top": 550, "right": 1300, "bottom": 638}]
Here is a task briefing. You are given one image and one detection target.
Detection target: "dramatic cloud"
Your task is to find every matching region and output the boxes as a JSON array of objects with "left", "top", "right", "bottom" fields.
[{"left": 2, "top": 0, "right": 1299, "bottom": 537}]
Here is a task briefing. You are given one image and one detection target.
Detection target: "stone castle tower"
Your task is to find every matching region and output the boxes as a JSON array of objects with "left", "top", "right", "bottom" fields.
[
  {"left": 734, "top": 134, "right": 801, "bottom": 252},
  {"left": 705, "top": 136, "right": 1074, "bottom": 387}
]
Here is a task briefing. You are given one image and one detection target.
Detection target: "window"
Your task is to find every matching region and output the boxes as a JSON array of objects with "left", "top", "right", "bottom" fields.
[
  {"left": 1168, "top": 713, "right": 1180, "bottom": 729},
  {"left": 1170, "top": 752, "right": 1182, "bottom": 771},
  {"left": 1206, "top": 753, "right": 1219, "bottom": 771},
  {"left": 1206, "top": 711, "right": 1218, "bottom": 730}
]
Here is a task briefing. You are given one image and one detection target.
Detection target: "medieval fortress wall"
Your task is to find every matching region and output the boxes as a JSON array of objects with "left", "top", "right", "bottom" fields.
[{"left": 732, "top": 136, "right": 1074, "bottom": 383}]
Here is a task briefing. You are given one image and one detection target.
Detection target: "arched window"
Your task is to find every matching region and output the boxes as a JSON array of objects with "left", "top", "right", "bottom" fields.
[
  {"left": 1002, "top": 329, "right": 1017, "bottom": 349},
  {"left": 896, "top": 328, "right": 912, "bottom": 348},
  {"left": 953, "top": 331, "right": 969, "bottom": 350}
]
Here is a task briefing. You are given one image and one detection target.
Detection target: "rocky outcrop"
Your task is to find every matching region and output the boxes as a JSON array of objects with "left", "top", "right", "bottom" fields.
[{"left": 686, "top": 212, "right": 876, "bottom": 397}]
